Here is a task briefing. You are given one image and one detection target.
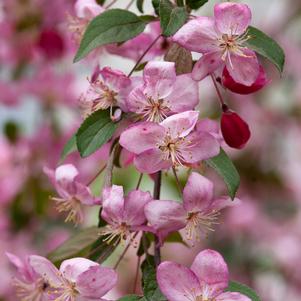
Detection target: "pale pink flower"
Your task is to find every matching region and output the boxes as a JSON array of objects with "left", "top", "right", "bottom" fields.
[
  {"left": 126, "top": 61, "right": 199, "bottom": 122},
  {"left": 173, "top": 3, "right": 260, "bottom": 86},
  {"left": 119, "top": 111, "right": 220, "bottom": 174},
  {"left": 79, "top": 67, "right": 132, "bottom": 119},
  {"left": 157, "top": 249, "right": 251, "bottom": 301},
  {"left": 44, "top": 164, "right": 100, "bottom": 225},
  {"left": 29, "top": 256, "right": 117, "bottom": 301},
  {"left": 6, "top": 252, "right": 48, "bottom": 301},
  {"left": 145, "top": 172, "right": 239, "bottom": 244},
  {"left": 100, "top": 185, "right": 153, "bottom": 245}
]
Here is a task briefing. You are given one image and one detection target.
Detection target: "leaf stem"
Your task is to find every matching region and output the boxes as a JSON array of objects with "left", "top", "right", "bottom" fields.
[
  {"left": 153, "top": 171, "right": 162, "bottom": 267},
  {"left": 127, "top": 34, "right": 162, "bottom": 77}
]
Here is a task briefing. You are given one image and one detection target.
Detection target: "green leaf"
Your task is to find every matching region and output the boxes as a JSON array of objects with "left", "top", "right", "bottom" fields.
[
  {"left": 47, "top": 227, "right": 101, "bottom": 265},
  {"left": 164, "top": 43, "right": 193, "bottom": 75},
  {"left": 61, "top": 134, "right": 77, "bottom": 161},
  {"left": 141, "top": 256, "right": 167, "bottom": 301},
  {"left": 245, "top": 26, "right": 285, "bottom": 73},
  {"left": 117, "top": 295, "right": 144, "bottom": 301},
  {"left": 137, "top": 0, "right": 144, "bottom": 13},
  {"left": 206, "top": 148, "right": 240, "bottom": 199},
  {"left": 74, "top": 9, "right": 146, "bottom": 62},
  {"left": 76, "top": 109, "right": 118, "bottom": 158},
  {"left": 186, "top": 0, "right": 208, "bottom": 9},
  {"left": 159, "top": 0, "right": 188, "bottom": 37},
  {"left": 165, "top": 231, "right": 187, "bottom": 246},
  {"left": 152, "top": 0, "right": 160, "bottom": 15},
  {"left": 227, "top": 281, "right": 261, "bottom": 301}
]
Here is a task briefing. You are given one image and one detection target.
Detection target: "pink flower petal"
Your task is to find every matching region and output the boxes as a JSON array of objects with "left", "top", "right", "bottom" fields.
[
  {"left": 216, "top": 292, "right": 252, "bottom": 301},
  {"left": 173, "top": 17, "right": 220, "bottom": 53},
  {"left": 134, "top": 148, "right": 172, "bottom": 174},
  {"left": 143, "top": 61, "right": 176, "bottom": 99},
  {"left": 101, "top": 185, "right": 125, "bottom": 225},
  {"left": 55, "top": 164, "right": 79, "bottom": 183},
  {"left": 157, "top": 262, "right": 202, "bottom": 301},
  {"left": 76, "top": 265, "right": 117, "bottom": 298},
  {"left": 166, "top": 74, "right": 199, "bottom": 113},
  {"left": 75, "top": 0, "right": 104, "bottom": 19},
  {"left": 119, "top": 122, "right": 165, "bottom": 154},
  {"left": 183, "top": 172, "right": 214, "bottom": 212},
  {"left": 226, "top": 49, "right": 259, "bottom": 86},
  {"left": 126, "top": 86, "right": 150, "bottom": 114},
  {"left": 190, "top": 249, "right": 229, "bottom": 297},
  {"left": 29, "top": 255, "right": 63, "bottom": 287},
  {"left": 123, "top": 190, "right": 153, "bottom": 226},
  {"left": 210, "top": 196, "right": 240, "bottom": 212},
  {"left": 161, "top": 111, "right": 199, "bottom": 139},
  {"left": 192, "top": 52, "right": 223, "bottom": 81},
  {"left": 214, "top": 3, "right": 251, "bottom": 36}
]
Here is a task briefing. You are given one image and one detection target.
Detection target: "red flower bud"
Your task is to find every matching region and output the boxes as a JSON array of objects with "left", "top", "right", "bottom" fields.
[
  {"left": 37, "top": 28, "right": 65, "bottom": 60},
  {"left": 221, "top": 108, "right": 251, "bottom": 149},
  {"left": 222, "top": 66, "right": 269, "bottom": 95}
]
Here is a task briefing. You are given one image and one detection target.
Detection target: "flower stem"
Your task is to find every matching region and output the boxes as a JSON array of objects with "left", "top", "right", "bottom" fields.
[
  {"left": 136, "top": 173, "right": 144, "bottom": 190},
  {"left": 127, "top": 35, "right": 162, "bottom": 77},
  {"left": 172, "top": 167, "right": 183, "bottom": 195},
  {"left": 87, "top": 164, "right": 106, "bottom": 186},
  {"left": 153, "top": 171, "right": 162, "bottom": 267},
  {"left": 105, "top": 0, "right": 118, "bottom": 9},
  {"left": 125, "top": 0, "right": 135, "bottom": 9},
  {"left": 210, "top": 74, "right": 226, "bottom": 107},
  {"left": 133, "top": 256, "right": 141, "bottom": 293}
]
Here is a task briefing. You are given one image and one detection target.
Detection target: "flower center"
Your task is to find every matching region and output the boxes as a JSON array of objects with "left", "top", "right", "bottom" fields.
[
  {"left": 158, "top": 135, "right": 186, "bottom": 166},
  {"left": 13, "top": 277, "right": 47, "bottom": 301},
  {"left": 140, "top": 97, "right": 170, "bottom": 122},
  {"left": 53, "top": 196, "right": 84, "bottom": 225},
  {"left": 101, "top": 222, "right": 131, "bottom": 246},
  {"left": 185, "top": 210, "right": 220, "bottom": 243}
]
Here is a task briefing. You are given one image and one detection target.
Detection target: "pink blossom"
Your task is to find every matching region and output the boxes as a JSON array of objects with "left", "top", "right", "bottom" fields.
[
  {"left": 6, "top": 252, "right": 48, "bottom": 301},
  {"left": 29, "top": 255, "right": 117, "bottom": 300},
  {"left": 173, "top": 3, "right": 260, "bottom": 86},
  {"left": 44, "top": 164, "right": 100, "bottom": 224},
  {"left": 145, "top": 172, "right": 239, "bottom": 244},
  {"left": 119, "top": 111, "right": 220, "bottom": 174},
  {"left": 157, "top": 249, "right": 251, "bottom": 301},
  {"left": 100, "top": 185, "right": 153, "bottom": 245},
  {"left": 126, "top": 61, "right": 199, "bottom": 122},
  {"left": 79, "top": 67, "right": 132, "bottom": 118}
]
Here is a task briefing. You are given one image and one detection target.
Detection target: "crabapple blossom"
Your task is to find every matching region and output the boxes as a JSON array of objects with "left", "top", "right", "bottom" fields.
[
  {"left": 221, "top": 107, "right": 251, "bottom": 149},
  {"left": 126, "top": 61, "right": 199, "bottom": 122},
  {"left": 221, "top": 65, "right": 270, "bottom": 95},
  {"left": 29, "top": 256, "right": 117, "bottom": 301},
  {"left": 119, "top": 111, "right": 220, "bottom": 173},
  {"left": 44, "top": 164, "right": 100, "bottom": 225},
  {"left": 157, "top": 249, "right": 251, "bottom": 301},
  {"left": 79, "top": 67, "right": 132, "bottom": 119},
  {"left": 6, "top": 253, "right": 48, "bottom": 301},
  {"left": 145, "top": 172, "right": 239, "bottom": 244},
  {"left": 173, "top": 3, "right": 260, "bottom": 86},
  {"left": 100, "top": 185, "right": 153, "bottom": 245}
]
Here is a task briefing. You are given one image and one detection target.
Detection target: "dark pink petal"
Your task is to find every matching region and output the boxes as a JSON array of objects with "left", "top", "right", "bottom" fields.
[
  {"left": 180, "top": 131, "right": 220, "bottom": 163},
  {"left": 226, "top": 49, "right": 259, "bottom": 86},
  {"left": 173, "top": 17, "right": 220, "bottom": 53},
  {"left": 214, "top": 3, "right": 251, "bottom": 36},
  {"left": 221, "top": 110, "right": 251, "bottom": 149},
  {"left": 183, "top": 172, "right": 214, "bottom": 212},
  {"left": 143, "top": 61, "right": 176, "bottom": 99},
  {"left": 76, "top": 266, "right": 117, "bottom": 298},
  {"left": 101, "top": 185, "right": 125, "bottom": 225},
  {"left": 29, "top": 255, "right": 62, "bottom": 288},
  {"left": 166, "top": 74, "right": 199, "bottom": 113},
  {"left": 119, "top": 122, "right": 165, "bottom": 154},
  {"left": 216, "top": 292, "right": 251, "bottom": 301},
  {"left": 222, "top": 65, "right": 270, "bottom": 94},
  {"left": 123, "top": 190, "right": 153, "bottom": 226},
  {"left": 192, "top": 52, "right": 223, "bottom": 81},
  {"left": 157, "top": 262, "right": 202, "bottom": 301},
  {"left": 134, "top": 148, "right": 172, "bottom": 174},
  {"left": 191, "top": 249, "right": 229, "bottom": 297},
  {"left": 161, "top": 111, "right": 199, "bottom": 139},
  {"left": 144, "top": 200, "right": 186, "bottom": 235}
]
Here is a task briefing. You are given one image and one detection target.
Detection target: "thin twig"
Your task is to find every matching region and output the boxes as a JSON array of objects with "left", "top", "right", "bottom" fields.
[
  {"left": 136, "top": 173, "right": 144, "bottom": 190},
  {"left": 127, "top": 35, "right": 162, "bottom": 77},
  {"left": 210, "top": 74, "right": 225, "bottom": 107},
  {"left": 125, "top": 0, "right": 135, "bottom": 9},
  {"left": 172, "top": 167, "right": 183, "bottom": 195},
  {"left": 87, "top": 164, "right": 106, "bottom": 186},
  {"left": 133, "top": 256, "right": 141, "bottom": 293},
  {"left": 105, "top": 0, "right": 118, "bottom": 9}
]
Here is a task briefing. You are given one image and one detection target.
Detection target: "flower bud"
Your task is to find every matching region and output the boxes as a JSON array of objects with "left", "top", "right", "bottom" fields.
[
  {"left": 221, "top": 108, "right": 251, "bottom": 149},
  {"left": 37, "top": 28, "right": 65, "bottom": 59},
  {"left": 222, "top": 66, "right": 269, "bottom": 95}
]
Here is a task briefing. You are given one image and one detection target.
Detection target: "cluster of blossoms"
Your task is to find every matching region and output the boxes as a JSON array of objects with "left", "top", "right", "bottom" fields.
[{"left": 4, "top": 0, "right": 288, "bottom": 300}]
